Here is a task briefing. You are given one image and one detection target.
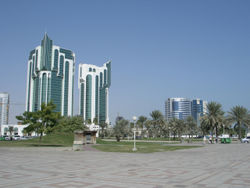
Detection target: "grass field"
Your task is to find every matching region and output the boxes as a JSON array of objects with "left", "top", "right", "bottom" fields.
[
  {"left": 0, "top": 134, "right": 201, "bottom": 153},
  {"left": 93, "top": 139, "right": 201, "bottom": 153},
  {"left": 0, "top": 133, "right": 74, "bottom": 147}
]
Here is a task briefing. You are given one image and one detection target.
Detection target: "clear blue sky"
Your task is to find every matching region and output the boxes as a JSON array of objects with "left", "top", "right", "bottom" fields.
[{"left": 0, "top": 0, "right": 250, "bottom": 124}]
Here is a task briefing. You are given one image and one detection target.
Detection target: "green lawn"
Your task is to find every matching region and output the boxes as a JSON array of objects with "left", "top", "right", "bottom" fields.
[
  {"left": 0, "top": 133, "right": 74, "bottom": 147},
  {"left": 93, "top": 139, "right": 201, "bottom": 153},
  {"left": 0, "top": 134, "right": 201, "bottom": 153}
]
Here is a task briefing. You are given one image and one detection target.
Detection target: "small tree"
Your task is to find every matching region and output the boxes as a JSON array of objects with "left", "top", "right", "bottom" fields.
[
  {"left": 16, "top": 102, "right": 61, "bottom": 142},
  {"left": 168, "top": 118, "right": 178, "bottom": 140},
  {"left": 176, "top": 119, "right": 186, "bottom": 142},
  {"left": 137, "top": 116, "right": 148, "bottom": 138},
  {"left": 54, "top": 116, "right": 87, "bottom": 133},
  {"left": 99, "top": 122, "right": 107, "bottom": 138},
  {"left": 113, "top": 117, "right": 130, "bottom": 142},
  {"left": 148, "top": 110, "right": 165, "bottom": 138},
  {"left": 86, "top": 119, "right": 92, "bottom": 125},
  {"left": 185, "top": 116, "right": 197, "bottom": 142}
]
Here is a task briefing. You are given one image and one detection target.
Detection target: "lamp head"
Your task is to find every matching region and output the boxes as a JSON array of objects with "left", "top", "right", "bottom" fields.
[{"left": 132, "top": 116, "right": 137, "bottom": 121}]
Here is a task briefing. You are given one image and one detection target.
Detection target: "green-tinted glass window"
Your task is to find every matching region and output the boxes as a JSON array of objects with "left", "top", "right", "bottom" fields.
[
  {"left": 104, "top": 69, "right": 107, "bottom": 86},
  {"left": 80, "top": 83, "right": 84, "bottom": 116},
  {"left": 100, "top": 72, "right": 103, "bottom": 87},
  {"left": 35, "top": 50, "right": 38, "bottom": 71},
  {"left": 59, "top": 55, "right": 64, "bottom": 76},
  {"left": 53, "top": 49, "right": 59, "bottom": 71},
  {"left": 64, "top": 62, "right": 69, "bottom": 116},
  {"left": 95, "top": 76, "right": 99, "bottom": 118},
  {"left": 86, "top": 75, "right": 92, "bottom": 120},
  {"left": 51, "top": 71, "right": 62, "bottom": 113},
  {"left": 41, "top": 73, "right": 47, "bottom": 104}
]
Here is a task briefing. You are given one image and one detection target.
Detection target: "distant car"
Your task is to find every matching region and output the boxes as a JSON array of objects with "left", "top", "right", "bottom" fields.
[
  {"left": 4, "top": 136, "right": 10, "bottom": 141},
  {"left": 13, "top": 135, "right": 21, "bottom": 140},
  {"left": 241, "top": 136, "right": 250, "bottom": 143},
  {"left": 20, "top": 136, "right": 32, "bottom": 140},
  {"left": 20, "top": 136, "right": 27, "bottom": 140}
]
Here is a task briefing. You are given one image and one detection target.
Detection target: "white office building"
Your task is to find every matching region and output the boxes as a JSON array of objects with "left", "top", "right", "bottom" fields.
[
  {"left": 26, "top": 34, "right": 75, "bottom": 116},
  {"left": 78, "top": 61, "right": 111, "bottom": 125},
  {"left": 165, "top": 98, "right": 192, "bottom": 121},
  {"left": 0, "top": 92, "right": 9, "bottom": 135}
]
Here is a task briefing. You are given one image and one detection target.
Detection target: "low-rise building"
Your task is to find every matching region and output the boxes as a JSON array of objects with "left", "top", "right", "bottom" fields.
[{"left": 1, "top": 124, "right": 36, "bottom": 137}]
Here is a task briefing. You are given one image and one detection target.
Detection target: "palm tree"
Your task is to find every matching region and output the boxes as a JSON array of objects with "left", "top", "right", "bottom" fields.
[
  {"left": 200, "top": 102, "right": 224, "bottom": 138},
  {"left": 226, "top": 106, "right": 250, "bottom": 139},
  {"left": 185, "top": 116, "right": 197, "bottom": 142},
  {"left": 149, "top": 110, "right": 165, "bottom": 137},
  {"left": 137, "top": 116, "right": 147, "bottom": 129},
  {"left": 200, "top": 117, "right": 210, "bottom": 136},
  {"left": 168, "top": 118, "right": 186, "bottom": 141},
  {"left": 113, "top": 118, "right": 130, "bottom": 141},
  {"left": 137, "top": 116, "right": 147, "bottom": 137},
  {"left": 99, "top": 122, "right": 107, "bottom": 138},
  {"left": 8, "top": 126, "right": 14, "bottom": 141}
]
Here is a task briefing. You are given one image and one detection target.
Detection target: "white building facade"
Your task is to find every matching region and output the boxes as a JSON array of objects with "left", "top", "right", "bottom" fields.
[
  {"left": 26, "top": 34, "right": 75, "bottom": 116},
  {"left": 1, "top": 124, "right": 36, "bottom": 137},
  {"left": 165, "top": 98, "right": 192, "bottom": 121},
  {"left": 78, "top": 62, "right": 111, "bottom": 125},
  {"left": 0, "top": 93, "right": 9, "bottom": 135}
]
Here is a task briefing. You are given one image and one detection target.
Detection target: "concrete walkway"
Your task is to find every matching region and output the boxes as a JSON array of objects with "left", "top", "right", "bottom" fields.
[{"left": 0, "top": 143, "right": 250, "bottom": 188}]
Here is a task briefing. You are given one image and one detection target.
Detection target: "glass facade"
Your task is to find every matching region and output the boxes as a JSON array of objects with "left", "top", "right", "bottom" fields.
[
  {"left": 80, "top": 83, "right": 84, "bottom": 116},
  {"left": 86, "top": 75, "right": 92, "bottom": 120},
  {"left": 95, "top": 76, "right": 99, "bottom": 118},
  {"left": 0, "top": 93, "right": 9, "bottom": 127},
  {"left": 64, "top": 62, "right": 69, "bottom": 116},
  {"left": 41, "top": 73, "right": 47, "bottom": 104},
  {"left": 78, "top": 61, "right": 111, "bottom": 124},
  {"left": 165, "top": 98, "right": 207, "bottom": 125},
  {"left": 26, "top": 34, "right": 75, "bottom": 116},
  {"left": 165, "top": 98, "right": 191, "bottom": 121},
  {"left": 191, "top": 99, "right": 207, "bottom": 126},
  {"left": 40, "top": 34, "right": 52, "bottom": 70}
]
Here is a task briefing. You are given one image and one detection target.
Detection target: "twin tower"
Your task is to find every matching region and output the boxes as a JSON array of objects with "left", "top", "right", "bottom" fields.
[{"left": 25, "top": 34, "right": 111, "bottom": 124}]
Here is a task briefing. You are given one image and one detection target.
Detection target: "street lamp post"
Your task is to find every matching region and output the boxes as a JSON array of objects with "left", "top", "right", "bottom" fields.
[
  {"left": 169, "top": 127, "right": 171, "bottom": 142},
  {"left": 132, "top": 116, "right": 137, "bottom": 151}
]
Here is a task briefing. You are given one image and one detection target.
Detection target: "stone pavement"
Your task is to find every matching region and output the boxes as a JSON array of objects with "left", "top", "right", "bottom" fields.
[{"left": 0, "top": 144, "right": 250, "bottom": 188}]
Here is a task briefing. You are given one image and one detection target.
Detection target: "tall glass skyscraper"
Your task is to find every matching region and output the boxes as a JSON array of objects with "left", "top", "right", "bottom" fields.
[
  {"left": 165, "top": 98, "right": 191, "bottom": 121},
  {"left": 78, "top": 61, "right": 111, "bottom": 124},
  {"left": 0, "top": 92, "right": 9, "bottom": 126},
  {"left": 165, "top": 97, "right": 207, "bottom": 125},
  {"left": 191, "top": 99, "right": 207, "bottom": 126},
  {"left": 25, "top": 34, "right": 75, "bottom": 116}
]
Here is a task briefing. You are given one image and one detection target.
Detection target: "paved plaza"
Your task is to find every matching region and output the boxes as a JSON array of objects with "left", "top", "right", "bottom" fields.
[{"left": 0, "top": 144, "right": 250, "bottom": 188}]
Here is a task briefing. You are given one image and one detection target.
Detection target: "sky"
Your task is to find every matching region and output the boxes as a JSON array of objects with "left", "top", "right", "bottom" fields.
[{"left": 0, "top": 0, "right": 250, "bottom": 124}]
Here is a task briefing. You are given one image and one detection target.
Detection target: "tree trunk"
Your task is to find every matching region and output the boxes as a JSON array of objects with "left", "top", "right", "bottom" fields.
[
  {"left": 215, "top": 124, "right": 218, "bottom": 138},
  {"left": 101, "top": 127, "right": 104, "bottom": 139},
  {"left": 116, "top": 135, "right": 120, "bottom": 142},
  {"left": 188, "top": 134, "right": 191, "bottom": 143},
  {"left": 238, "top": 121, "right": 242, "bottom": 140},
  {"left": 39, "top": 132, "right": 43, "bottom": 143}
]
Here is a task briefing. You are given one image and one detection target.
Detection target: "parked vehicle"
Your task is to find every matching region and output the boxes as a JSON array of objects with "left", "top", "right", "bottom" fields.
[
  {"left": 0, "top": 137, "right": 5, "bottom": 141},
  {"left": 4, "top": 136, "right": 10, "bottom": 140},
  {"left": 20, "top": 136, "right": 32, "bottom": 140},
  {"left": 13, "top": 135, "right": 21, "bottom": 140},
  {"left": 241, "top": 136, "right": 250, "bottom": 143}
]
